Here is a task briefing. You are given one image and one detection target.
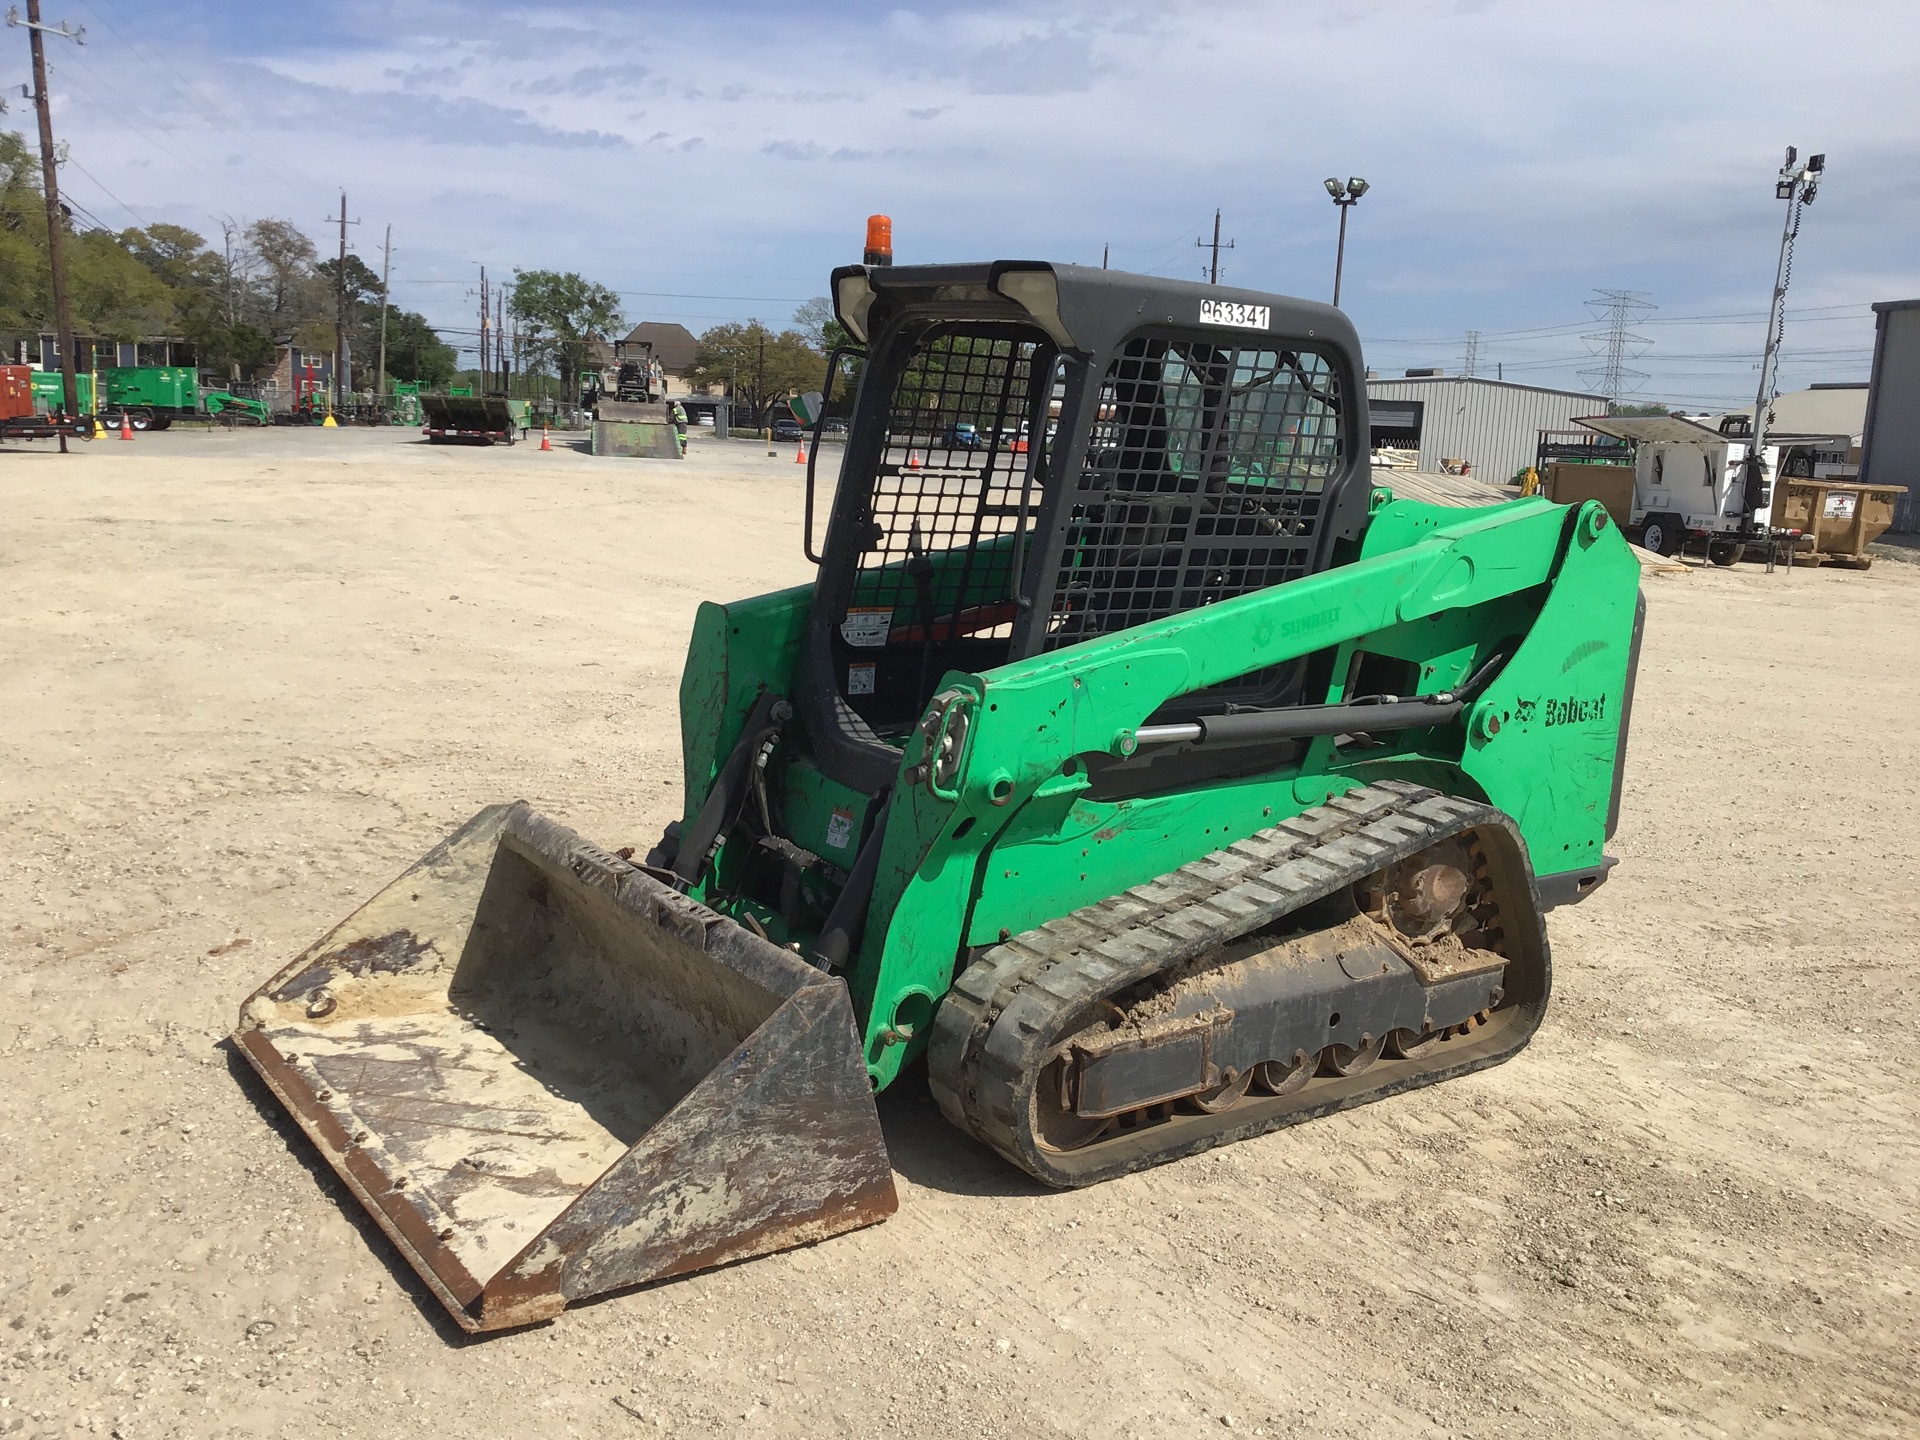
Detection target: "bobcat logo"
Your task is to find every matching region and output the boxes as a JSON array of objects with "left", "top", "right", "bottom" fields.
[{"left": 1513, "top": 697, "right": 1538, "bottom": 724}]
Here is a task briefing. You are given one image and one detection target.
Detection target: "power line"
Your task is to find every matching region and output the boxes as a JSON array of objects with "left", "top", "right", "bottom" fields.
[
  {"left": 62, "top": 152, "right": 144, "bottom": 224},
  {"left": 73, "top": 0, "right": 317, "bottom": 214}
]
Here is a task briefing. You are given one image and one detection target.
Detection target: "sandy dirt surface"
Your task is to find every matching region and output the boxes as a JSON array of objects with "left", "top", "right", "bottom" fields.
[{"left": 2, "top": 425, "right": 1917, "bottom": 1439}]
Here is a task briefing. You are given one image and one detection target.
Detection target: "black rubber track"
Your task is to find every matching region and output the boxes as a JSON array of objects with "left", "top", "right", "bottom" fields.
[{"left": 926, "top": 780, "right": 1552, "bottom": 1187}]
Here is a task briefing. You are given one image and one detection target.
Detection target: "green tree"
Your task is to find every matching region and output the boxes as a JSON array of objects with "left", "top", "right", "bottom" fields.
[
  {"left": 688, "top": 321, "right": 825, "bottom": 425},
  {"left": 382, "top": 309, "right": 457, "bottom": 387},
  {"left": 244, "top": 218, "right": 328, "bottom": 346},
  {"left": 65, "top": 230, "right": 175, "bottom": 341},
  {"left": 0, "top": 129, "right": 50, "bottom": 332},
  {"left": 317, "top": 253, "right": 386, "bottom": 387},
  {"left": 119, "top": 223, "right": 223, "bottom": 292},
  {"left": 792, "top": 296, "right": 853, "bottom": 353},
  {"left": 194, "top": 320, "right": 277, "bottom": 379},
  {"left": 508, "top": 269, "right": 622, "bottom": 399}
]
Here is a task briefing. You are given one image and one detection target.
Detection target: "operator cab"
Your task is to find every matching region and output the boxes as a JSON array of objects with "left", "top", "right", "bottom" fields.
[{"left": 796, "top": 259, "right": 1376, "bottom": 795}]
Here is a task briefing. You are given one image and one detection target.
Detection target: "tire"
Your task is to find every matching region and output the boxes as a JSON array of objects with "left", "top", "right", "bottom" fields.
[
  {"left": 1707, "top": 539, "right": 1746, "bottom": 567},
  {"left": 1640, "top": 514, "right": 1683, "bottom": 557},
  {"left": 150, "top": 416, "right": 172, "bottom": 432},
  {"left": 128, "top": 409, "right": 153, "bottom": 432}
]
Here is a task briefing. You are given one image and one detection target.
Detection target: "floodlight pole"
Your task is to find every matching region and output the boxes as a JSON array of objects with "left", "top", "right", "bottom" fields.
[
  {"left": 1332, "top": 201, "right": 1352, "bottom": 308},
  {"left": 1326, "top": 178, "right": 1366, "bottom": 308},
  {"left": 1741, "top": 147, "right": 1823, "bottom": 527}
]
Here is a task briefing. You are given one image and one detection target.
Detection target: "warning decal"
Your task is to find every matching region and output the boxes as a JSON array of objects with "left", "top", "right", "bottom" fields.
[{"left": 841, "top": 607, "right": 893, "bottom": 648}]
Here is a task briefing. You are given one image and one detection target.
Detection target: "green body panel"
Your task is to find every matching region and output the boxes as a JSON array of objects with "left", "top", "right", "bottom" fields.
[
  {"left": 101, "top": 366, "right": 196, "bottom": 410},
  {"left": 669, "top": 496, "right": 1640, "bottom": 1091},
  {"left": 29, "top": 370, "right": 94, "bottom": 412},
  {"left": 677, "top": 583, "right": 812, "bottom": 818}
]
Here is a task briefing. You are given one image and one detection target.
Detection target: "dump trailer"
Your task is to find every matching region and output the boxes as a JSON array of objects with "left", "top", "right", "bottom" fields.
[
  {"left": 238, "top": 251, "right": 1643, "bottom": 1332},
  {"left": 420, "top": 393, "right": 516, "bottom": 444}
]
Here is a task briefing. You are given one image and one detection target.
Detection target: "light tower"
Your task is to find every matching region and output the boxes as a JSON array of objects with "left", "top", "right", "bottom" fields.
[{"left": 1323, "top": 177, "right": 1369, "bottom": 308}]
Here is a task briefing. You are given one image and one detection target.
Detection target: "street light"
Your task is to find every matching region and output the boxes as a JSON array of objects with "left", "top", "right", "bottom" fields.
[{"left": 1325, "top": 176, "right": 1369, "bottom": 308}]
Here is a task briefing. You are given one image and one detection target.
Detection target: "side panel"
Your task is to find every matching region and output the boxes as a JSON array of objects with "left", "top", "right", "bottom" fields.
[
  {"left": 1457, "top": 511, "right": 1641, "bottom": 872},
  {"left": 676, "top": 582, "right": 813, "bottom": 822},
  {"left": 851, "top": 500, "right": 1640, "bottom": 1088}
]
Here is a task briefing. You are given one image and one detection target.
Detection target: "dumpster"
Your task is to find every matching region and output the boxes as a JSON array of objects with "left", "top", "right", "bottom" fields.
[
  {"left": 1770, "top": 478, "right": 1909, "bottom": 568},
  {"left": 1542, "top": 463, "right": 1635, "bottom": 530}
]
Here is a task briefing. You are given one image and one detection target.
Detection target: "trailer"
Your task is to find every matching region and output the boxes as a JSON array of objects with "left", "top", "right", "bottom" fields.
[
  {"left": 2, "top": 366, "right": 93, "bottom": 440},
  {"left": 419, "top": 393, "right": 516, "bottom": 445},
  {"left": 1574, "top": 414, "right": 1871, "bottom": 565},
  {"left": 100, "top": 367, "right": 272, "bottom": 429}
]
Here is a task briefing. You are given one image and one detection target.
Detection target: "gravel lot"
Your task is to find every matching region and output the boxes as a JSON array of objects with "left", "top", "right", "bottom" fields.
[{"left": 2, "top": 425, "right": 1916, "bottom": 1439}]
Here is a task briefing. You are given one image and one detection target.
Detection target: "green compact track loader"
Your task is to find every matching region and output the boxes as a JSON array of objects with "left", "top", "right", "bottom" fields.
[{"left": 236, "top": 256, "right": 1643, "bottom": 1332}]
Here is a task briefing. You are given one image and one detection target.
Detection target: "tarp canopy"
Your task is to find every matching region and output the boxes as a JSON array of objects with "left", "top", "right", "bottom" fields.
[{"left": 1576, "top": 415, "right": 1725, "bottom": 445}]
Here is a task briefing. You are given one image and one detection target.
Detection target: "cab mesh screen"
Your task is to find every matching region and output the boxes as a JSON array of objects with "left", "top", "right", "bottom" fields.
[
  {"left": 849, "top": 326, "right": 1055, "bottom": 636},
  {"left": 1042, "top": 337, "right": 1343, "bottom": 650}
]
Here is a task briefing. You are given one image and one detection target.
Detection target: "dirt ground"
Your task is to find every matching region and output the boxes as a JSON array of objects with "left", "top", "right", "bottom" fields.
[{"left": 2, "top": 425, "right": 1916, "bottom": 1440}]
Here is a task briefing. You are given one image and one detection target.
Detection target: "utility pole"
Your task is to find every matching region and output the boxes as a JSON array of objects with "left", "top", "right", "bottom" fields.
[
  {"left": 374, "top": 223, "right": 391, "bottom": 399},
  {"left": 495, "top": 288, "right": 505, "bottom": 395},
  {"left": 13, "top": 0, "right": 86, "bottom": 450},
  {"left": 1462, "top": 330, "right": 1481, "bottom": 379},
  {"left": 477, "top": 265, "right": 489, "bottom": 384},
  {"left": 331, "top": 192, "right": 358, "bottom": 407},
  {"left": 1196, "top": 209, "right": 1234, "bottom": 285},
  {"left": 756, "top": 329, "right": 766, "bottom": 427},
  {"left": 1102, "top": 242, "right": 1109, "bottom": 270}
]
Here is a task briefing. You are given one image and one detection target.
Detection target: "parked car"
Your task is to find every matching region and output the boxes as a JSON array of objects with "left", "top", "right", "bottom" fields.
[
  {"left": 941, "top": 421, "right": 984, "bottom": 450},
  {"left": 772, "top": 418, "right": 806, "bottom": 442}
]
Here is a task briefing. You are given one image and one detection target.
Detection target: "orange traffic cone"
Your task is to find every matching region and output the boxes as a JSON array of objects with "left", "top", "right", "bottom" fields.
[
  {"left": 119, "top": 412, "right": 133, "bottom": 440},
  {"left": 540, "top": 425, "right": 551, "bottom": 452},
  {"left": 906, "top": 449, "right": 921, "bottom": 469},
  {"left": 794, "top": 441, "right": 807, "bottom": 464}
]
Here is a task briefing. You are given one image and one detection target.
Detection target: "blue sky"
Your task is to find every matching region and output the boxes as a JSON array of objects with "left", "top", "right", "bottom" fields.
[{"left": 14, "top": 0, "right": 1917, "bottom": 409}]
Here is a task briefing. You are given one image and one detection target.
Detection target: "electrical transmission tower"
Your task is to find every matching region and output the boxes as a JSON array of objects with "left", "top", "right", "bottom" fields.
[
  {"left": 1462, "top": 330, "right": 1481, "bottom": 378},
  {"left": 1579, "top": 289, "right": 1655, "bottom": 406}
]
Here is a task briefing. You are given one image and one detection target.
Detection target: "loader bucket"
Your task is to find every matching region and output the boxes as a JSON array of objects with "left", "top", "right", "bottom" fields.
[{"left": 233, "top": 804, "right": 897, "bottom": 1332}]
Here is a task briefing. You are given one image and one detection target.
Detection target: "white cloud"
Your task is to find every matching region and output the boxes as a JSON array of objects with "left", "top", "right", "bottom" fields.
[{"left": 28, "top": 0, "right": 1916, "bottom": 403}]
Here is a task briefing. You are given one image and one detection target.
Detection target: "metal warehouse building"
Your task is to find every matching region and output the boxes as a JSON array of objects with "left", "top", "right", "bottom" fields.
[
  {"left": 1366, "top": 373, "right": 1602, "bottom": 482},
  {"left": 1860, "top": 298, "right": 1920, "bottom": 533}
]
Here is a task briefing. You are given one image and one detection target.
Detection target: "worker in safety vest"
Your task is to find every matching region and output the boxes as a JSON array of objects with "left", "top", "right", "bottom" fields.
[{"left": 671, "top": 401, "right": 688, "bottom": 452}]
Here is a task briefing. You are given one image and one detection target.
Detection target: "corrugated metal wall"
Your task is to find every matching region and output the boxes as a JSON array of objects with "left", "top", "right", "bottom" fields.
[
  {"left": 1366, "top": 377, "right": 1601, "bottom": 481},
  {"left": 1860, "top": 303, "right": 1920, "bottom": 533}
]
